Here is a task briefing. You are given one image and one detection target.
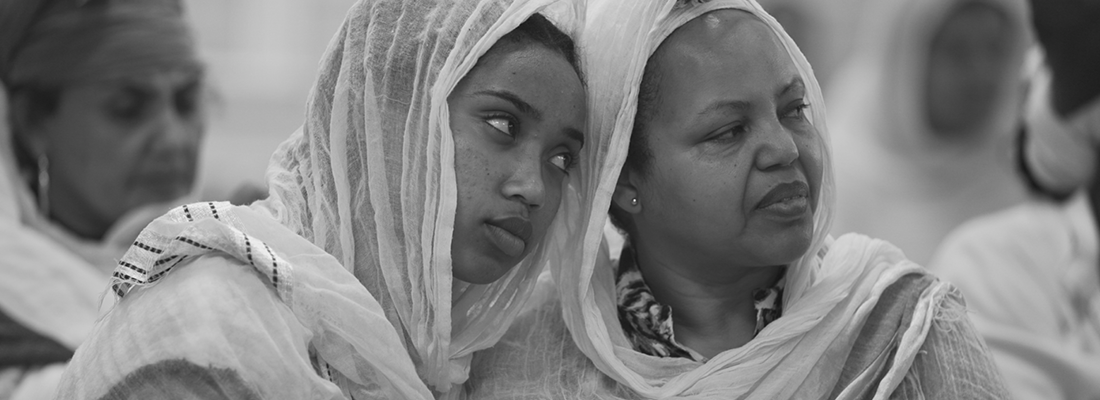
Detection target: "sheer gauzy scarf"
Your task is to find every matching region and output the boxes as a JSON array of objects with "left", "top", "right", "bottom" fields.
[
  {"left": 548, "top": 0, "right": 943, "bottom": 398},
  {"left": 825, "top": 0, "right": 1033, "bottom": 263},
  {"left": 257, "top": 0, "right": 584, "bottom": 393},
  {"left": 59, "top": 0, "right": 583, "bottom": 398}
]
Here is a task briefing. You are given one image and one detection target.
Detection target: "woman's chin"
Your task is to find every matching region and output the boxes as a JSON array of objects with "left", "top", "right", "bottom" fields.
[
  {"left": 754, "top": 230, "right": 814, "bottom": 266},
  {"left": 451, "top": 256, "right": 517, "bottom": 285}
]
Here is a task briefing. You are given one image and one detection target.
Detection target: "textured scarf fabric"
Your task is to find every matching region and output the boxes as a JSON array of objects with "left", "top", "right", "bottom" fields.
[
  {"left": 826, "top": 0, "right": 1033, "bottom": 264},
  {"left": 56, "top": 0, "right": 585, "bottom": 398}
]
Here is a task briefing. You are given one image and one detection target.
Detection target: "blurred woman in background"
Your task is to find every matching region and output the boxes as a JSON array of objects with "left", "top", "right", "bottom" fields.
[
  {"left": 930, "top": 0, "right": 1100, "bottom": 397},
  {"left": 0, "top": 0, "right": 204, "bottom": 398},
  {"left": 828, "top": 0, "right": 1032, "bottom": 265}
]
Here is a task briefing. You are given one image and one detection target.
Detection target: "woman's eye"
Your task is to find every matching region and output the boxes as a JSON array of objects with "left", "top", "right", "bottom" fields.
[
  {"left": 486, "top": 116, "right": 515, "bottom": 136},
  {"left": 106, "top": 88, "right": 149, "bottom": 122},
  {"left": 549, "top": 153, "right": 575, "bottom": 173},
  {"left": 175, "top": 84, "right": 201, "bottom": 117},
  {"left": 784, "top": 102, "right": 811, "bottom": 120},
  {"left": 711, "top": 124, "right": 747, "bottom": 142}
]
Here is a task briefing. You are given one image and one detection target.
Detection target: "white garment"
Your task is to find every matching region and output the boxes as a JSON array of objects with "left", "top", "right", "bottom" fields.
[
  {"left": 931, "top": 194, "right": 1100, "bottom": 400},
  {"left": 827, "top": 0, "right": 1032, "bottom": 265}
]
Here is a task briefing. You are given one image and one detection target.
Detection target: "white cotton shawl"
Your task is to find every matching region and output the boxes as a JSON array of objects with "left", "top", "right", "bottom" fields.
[
  {"left": 55, "top": 0, "right": 585, "bottom": 399},
  {"left": 826, "top": 0, "right": 1033, "bottom": 265},
  {"left": 491, "top": 1, "right": 950, "bottom": 398}
]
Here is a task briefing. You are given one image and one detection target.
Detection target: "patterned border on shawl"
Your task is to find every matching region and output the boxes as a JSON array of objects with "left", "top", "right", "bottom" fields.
[{"left": 110, "top": 202, "right": 294, "bottom": 304}]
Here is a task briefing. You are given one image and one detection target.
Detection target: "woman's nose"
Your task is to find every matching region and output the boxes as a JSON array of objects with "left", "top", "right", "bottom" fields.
[
  {"left": 754, "top": 120, "right": 799, "bottom": 171},
  {"left": 149, "top": 103, "right": 203, "bottom": 151},
  {"left": 500, "top": 156, "right": 546, "bottom": 209}
]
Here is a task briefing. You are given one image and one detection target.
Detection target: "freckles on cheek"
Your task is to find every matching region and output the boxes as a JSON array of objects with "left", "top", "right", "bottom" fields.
[{"left": 454, "top": 144, "right": 497, "bottom": 205}]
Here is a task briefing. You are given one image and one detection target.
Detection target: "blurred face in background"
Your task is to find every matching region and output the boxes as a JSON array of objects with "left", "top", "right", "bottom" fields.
[
  {"left": 924, "top": 1, "right": 1016, "bottom": 138},
  {"left": 17, "top": 67, "right": 205, "bottom": 240}
]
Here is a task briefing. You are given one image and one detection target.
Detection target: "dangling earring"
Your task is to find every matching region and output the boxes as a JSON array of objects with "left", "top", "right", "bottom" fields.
[
  {"left": 36, "top": 153, "right": 49, "bottom": 216},
  {"left": 630, "top": 197, "right": 638, "bottom": 206}
]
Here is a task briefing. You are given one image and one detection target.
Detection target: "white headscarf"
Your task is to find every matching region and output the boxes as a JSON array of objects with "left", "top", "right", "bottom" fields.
[
  {"left": 827, "top": 0, "right": 1033, "bottom": 264},
  {"left": 467, "top": 1, "right": 954, "bottom": 398},
  {"left": 56, "top": 0, "right": 585, "bottom": 398},
  {"left": 256, "top": 0, "right": 584, "bottom": 391}
]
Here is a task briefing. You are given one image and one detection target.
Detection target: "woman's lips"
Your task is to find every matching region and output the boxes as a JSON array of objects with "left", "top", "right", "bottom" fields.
[
  {"left": 757, "top": 181, "right": 811, "bottom": 219},
  {"left": 485, "top": 216, "right": 533, "bottom": 258}
]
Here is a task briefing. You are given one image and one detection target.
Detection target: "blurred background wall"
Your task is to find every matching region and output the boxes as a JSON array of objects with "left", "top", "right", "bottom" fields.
[{"left": 184, "top": 0, "right": 357, "bottom": 201}]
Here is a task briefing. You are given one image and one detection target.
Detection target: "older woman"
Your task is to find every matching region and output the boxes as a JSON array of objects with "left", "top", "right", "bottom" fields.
[
  {"left": 467, "top": 0, "right": 1010, "bottom": 398},
  {"left": 56, "top": 0, "right": 587, "bottom": 398},
  {"left": 827, "top": 0, "right": 1033, "bottom": 265},
  {"left": 0, "top": 1, "right": 203, "bottom": 398}
]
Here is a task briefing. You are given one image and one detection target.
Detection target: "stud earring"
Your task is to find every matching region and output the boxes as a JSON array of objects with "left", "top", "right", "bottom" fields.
[
  {"left": 630, "top": 197, "right": 638, "bottom": 206},
  {"left": 36, "top": 153, "right": 49, "bottom": 216}
]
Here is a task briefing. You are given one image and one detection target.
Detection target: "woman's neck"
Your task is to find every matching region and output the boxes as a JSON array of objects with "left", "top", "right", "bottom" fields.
[{"left": 632, "top": 241, "right": 785, "bottom": 359}]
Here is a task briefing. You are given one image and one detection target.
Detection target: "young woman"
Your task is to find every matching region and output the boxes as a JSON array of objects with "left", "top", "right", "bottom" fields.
[
  {"left": 468, "top": 1, "right": 1009, "bottom": 398},
  {"left": 55, "top": 0, "right": 587, "bottom": 398}
]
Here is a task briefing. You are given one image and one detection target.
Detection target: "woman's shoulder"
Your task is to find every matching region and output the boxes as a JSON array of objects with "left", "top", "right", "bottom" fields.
[
  {"left": 61, "top": 255, "right": 322, "bottom": 399},
  {"left": 835, "top": 275, "right": 1012, "bottom": 399},
  {"left": 121, "top": 253, "right": 282, "bottom": 313},
  {"left": 851, "top": 273, "right": 939, "bottom": 344}
]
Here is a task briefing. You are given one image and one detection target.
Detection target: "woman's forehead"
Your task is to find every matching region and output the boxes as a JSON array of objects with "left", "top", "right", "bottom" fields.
[
  {"left": 657, "top": 9, "right": 789, "bottom": 74},
  {"left": 649, "top": 10, "right": 798, "bottom": 109}
]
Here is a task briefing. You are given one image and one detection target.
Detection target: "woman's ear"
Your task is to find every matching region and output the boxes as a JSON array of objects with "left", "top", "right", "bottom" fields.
[{"left": 611, "top": 168, "right": 642, "bottom": 215}]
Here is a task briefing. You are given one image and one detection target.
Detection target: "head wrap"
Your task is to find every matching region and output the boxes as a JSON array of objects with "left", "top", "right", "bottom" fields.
[
  {"left": 826, "top": 0, "right": 1033, "bottom": 263},
  {"left": 2, "top": 0, "right": 198, "bottom": 88},
  {"left": 55, "top": 0, "right": 585, "bottom": 398}
]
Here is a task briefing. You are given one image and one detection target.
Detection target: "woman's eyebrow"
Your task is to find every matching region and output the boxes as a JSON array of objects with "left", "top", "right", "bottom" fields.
[
  {"left": 565, "top": 127, "right": 585, "bottom": 148},
  {"left": 778, "top": 77, "right": 805, "bottom": 97},
  {"left": 474, "top": 89, "right": 542, "bottom": 121},
  {"left": 697, "top": 100, "right": 751, "bottom": 117}
]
